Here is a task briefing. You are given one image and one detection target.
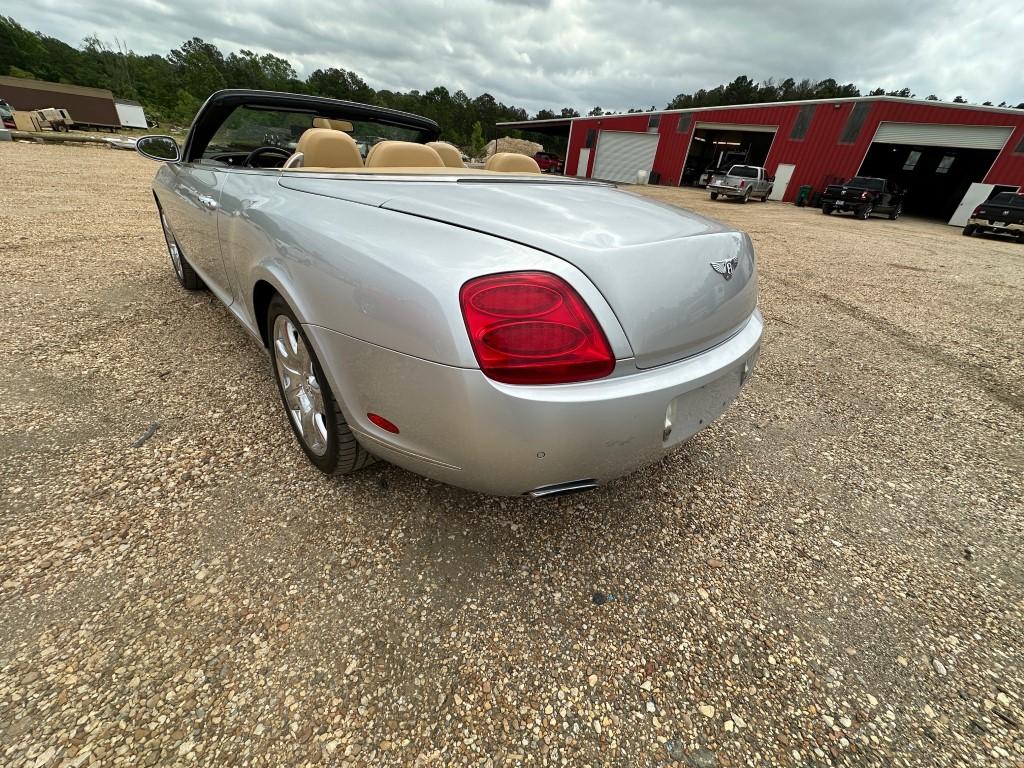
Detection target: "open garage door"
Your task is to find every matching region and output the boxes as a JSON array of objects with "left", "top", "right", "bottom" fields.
[
  {"left": 859, "top": 122, "right": 1014, "bottom": 220},
  {"left": 872, "top": 123, "right": 1013, "bottom": 150},
  {"left": 591, "top": 131, "right": 659, "bottom": 183},
  {"left": 680, "top": 123, "right": 777, "bottom": 186}
]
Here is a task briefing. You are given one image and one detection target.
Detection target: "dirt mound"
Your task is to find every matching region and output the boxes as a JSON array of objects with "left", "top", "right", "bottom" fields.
[{"left": 485, "top": 136, "right": 543, "bottom": 157}]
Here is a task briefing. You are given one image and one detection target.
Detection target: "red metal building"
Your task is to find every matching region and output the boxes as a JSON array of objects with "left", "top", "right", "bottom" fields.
[{"left": 505, "top": 97, "right": 1024, "bottom": 221}]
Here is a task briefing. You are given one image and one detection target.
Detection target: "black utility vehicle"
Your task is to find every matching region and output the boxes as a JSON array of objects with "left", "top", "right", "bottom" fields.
[
  {"left": 821, "top": 177, "right": 904, "bottom": 220},
  {"left": 964, "top": 191, "right": 1024, "bottom": 242}
]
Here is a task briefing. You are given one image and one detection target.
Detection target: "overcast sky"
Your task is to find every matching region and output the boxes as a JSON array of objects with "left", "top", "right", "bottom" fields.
[{"left": 7, "top": 0, "right": 1024, "bottom": 112}]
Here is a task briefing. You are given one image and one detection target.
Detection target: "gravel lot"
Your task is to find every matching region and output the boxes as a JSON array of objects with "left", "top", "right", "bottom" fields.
[{"left": 1, "top": 142, "right": 1022, "bottom": 767}]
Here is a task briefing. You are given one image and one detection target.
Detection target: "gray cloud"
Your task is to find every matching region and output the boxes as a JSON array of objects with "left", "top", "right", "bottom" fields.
[{"left": 8, "top": 0, "right": 1023, "bottom": 112}]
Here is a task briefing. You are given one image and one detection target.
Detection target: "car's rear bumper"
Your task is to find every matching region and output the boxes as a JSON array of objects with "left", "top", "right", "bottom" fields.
[
  {"left": 825, "top": 198, "right": 868, "bottom": 210},
  {"left": 305, "top": 311, "right": 763, "bottom": 496},
  {"left": 968, "top": 217, "right": 1023, "bottom": 234}
]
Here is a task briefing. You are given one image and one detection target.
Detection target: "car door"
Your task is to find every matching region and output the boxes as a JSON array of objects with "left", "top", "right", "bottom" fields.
[
  {"left": 161, "top": 163, "right": 232, "bottom": 305},
  {"left": 756, "top": 168, "right": 770, "bottom": 196},
  {"left": 878, "top": 181, "right": 893, "bottom": 210}
]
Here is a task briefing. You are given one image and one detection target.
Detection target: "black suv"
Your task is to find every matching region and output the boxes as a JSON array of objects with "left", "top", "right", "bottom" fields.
[{"left": 821, "top": 177, "right": 904, "bottom": 220}]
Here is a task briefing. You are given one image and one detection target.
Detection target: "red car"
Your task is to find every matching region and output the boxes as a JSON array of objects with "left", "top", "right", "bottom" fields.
[{"left": 534, "top": 151, "right": 564, "bottom": 174}]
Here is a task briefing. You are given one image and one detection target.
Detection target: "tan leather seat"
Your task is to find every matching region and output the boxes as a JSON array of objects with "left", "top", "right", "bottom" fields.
[
  {"left": 312, "top": 117, "right": 354, "bottom": 132},
  {"left": 366, "top": 141, "right": 444, "bottom": 168},
  {"left": 426, "top": 141, "right": 465, "bottom": 168},
  {"left": 485, "top": 153, "right": 541, "bottom": 173},
  {"left": 292, "top": 128, "right": 362, "bottom": 168}
]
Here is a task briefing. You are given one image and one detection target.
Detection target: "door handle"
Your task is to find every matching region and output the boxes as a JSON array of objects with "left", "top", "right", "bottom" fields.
[{"left": 198, "top": 195, "right": 218, "bottom": 211}]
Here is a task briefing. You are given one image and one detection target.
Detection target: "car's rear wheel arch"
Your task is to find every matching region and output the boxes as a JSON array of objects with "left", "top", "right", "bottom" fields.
[{"left": 265, "top": 293, "right": 375, "bottom": 475}]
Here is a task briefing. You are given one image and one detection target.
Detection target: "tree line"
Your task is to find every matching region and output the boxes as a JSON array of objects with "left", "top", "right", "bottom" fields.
[
  {"left": 2, "top": 15, "right": 1020, "bottom": 152},
  {"left": 659, "top": 75, "right": 1022, "bottom": 112}
]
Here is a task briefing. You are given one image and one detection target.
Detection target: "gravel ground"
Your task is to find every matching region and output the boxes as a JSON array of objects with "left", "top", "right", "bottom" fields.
[{"left": 1, "top": 142, "right": 1022, "bottom": 767}]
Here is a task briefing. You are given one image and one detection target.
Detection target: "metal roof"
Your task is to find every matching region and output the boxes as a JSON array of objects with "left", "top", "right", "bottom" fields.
[
  {"left": 499, "top": 96, "right": 1024, "bottom": 129},
  {"left": 0, "top": 76, "right": 115, "bottom": 101},
  {"left": 495, "top": 117, "right": 574, "bottom": 135}
]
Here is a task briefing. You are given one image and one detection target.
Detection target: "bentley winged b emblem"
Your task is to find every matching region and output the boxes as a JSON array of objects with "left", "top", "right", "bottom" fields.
[{"left": 710, "top": 256, "right": 740, "bottom": 280}]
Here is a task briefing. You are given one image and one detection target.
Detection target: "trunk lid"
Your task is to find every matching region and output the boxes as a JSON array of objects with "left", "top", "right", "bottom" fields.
[{"left": 280, "top": 176, "right": 758, "bottom": 369}]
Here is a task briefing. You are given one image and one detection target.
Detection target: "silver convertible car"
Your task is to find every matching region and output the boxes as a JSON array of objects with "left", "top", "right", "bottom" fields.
[{"left": 135, "top": 90, "right": 762, "bottom": 497}]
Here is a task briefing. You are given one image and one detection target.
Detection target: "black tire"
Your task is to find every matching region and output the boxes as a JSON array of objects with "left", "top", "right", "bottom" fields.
[
  {"left": 858, "top": 203, "right": 873, "bottom": 220},
  {"left": 962, "top": 225, "right": 975, "bottom": 237},
  {"left": 740, "top": 189, "right": 751, "bottom": 204},
  {"left": 709, "top": 192, "right": 719, "bottom": 200},
  {"left": 888, "top": 203, "right": 902, "bottom": 220},
  {"left": 267, "top": 295, "right": 375, "bottom": 476},
  {"left": 822, "top": 203, "right": 833, "bottom": 215},
  {"left": 158, "top": 206, "right": 203, "bottom": 290}
]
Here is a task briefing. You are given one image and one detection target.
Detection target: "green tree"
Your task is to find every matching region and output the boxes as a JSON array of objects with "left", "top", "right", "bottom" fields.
[
  {"left": 469, "top": 121, "right": 485, "bottom": 158},
  {"left": 168, "top": 38, "right": 225, "bottom": 100},
  {"left": 307, "top": 67, "right": 374, "bottom": 102}
]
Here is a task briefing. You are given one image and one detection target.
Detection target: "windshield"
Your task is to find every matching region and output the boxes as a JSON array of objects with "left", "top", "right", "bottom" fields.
[
  {"left": 846, "top": 177, "right": 883, "bottom": 191},
  {"left": 989, "top": 192, "right": 1024, "bottom": 206},
  {"left": 202, "top": 106, "right": 424, "bottom": 163},
  {"left": 728, "top": 166, "right": 758, "bottom": 178}
]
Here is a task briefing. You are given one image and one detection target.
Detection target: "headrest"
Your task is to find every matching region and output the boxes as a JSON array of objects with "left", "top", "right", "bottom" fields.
[
  {"left": 295, "top": 128, "right": 362, "bottom": 168},
  {"left": 426, "top": 141, "right": 465, "bottom": 168},
  {"left": 366, "top": 141, "right": 444, "bottom": 168},
  {"left": 312, "top": 117, "right": 354, "bottom": 132},
  {"left": 484, "top": 153, "right": 541, "bottom": 173}
]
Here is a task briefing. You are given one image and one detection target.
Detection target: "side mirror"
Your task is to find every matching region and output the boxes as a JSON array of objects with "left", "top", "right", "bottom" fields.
[{"left": 136, "top": 135, "right": 180, "bottom": 162}]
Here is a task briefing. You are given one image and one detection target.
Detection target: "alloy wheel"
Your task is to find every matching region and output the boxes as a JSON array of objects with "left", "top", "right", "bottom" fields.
[{"left": 273, "top": 315, "right": 329, "bottom": 456}]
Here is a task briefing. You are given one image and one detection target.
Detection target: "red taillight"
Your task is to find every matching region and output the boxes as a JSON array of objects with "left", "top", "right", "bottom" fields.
[
  {"left": 972, "top": 206, "right": 983, "bottom": 216},
  {"left": 860, "top": 191, "right": 869, "bottom": 199},
  {"left": 738, "top": 180, "right": 746, "bottom": 188},
  {"left": 460, "top": 272, "right": 615, "bottom": 385}
]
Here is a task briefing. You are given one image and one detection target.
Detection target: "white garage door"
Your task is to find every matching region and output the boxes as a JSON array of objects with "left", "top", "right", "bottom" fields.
[
  {"left": 592, "top": 131, "right": 660, "bottom": 183},
  {"left": 871, "top": 122, "right": 1014, "bottom": 150}
]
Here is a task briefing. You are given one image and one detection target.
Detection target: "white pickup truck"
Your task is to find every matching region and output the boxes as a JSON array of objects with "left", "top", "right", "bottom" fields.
[{"left": 707, "top": 165, "right": 773, "bottom": 203}]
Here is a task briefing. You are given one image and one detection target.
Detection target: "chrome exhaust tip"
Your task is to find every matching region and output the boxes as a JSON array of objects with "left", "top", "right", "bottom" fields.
[{"left": 527, "top": 479, "right": 599, "bottom": 499}]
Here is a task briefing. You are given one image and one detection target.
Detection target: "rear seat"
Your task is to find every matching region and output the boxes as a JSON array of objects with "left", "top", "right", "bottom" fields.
[
  {"left": 426, "top": 141, "right": 465, "bottom": 168},
  {"left": 485, "top": 153, "right": 541, "bottom": 173},
  {"left": 365, "top": 141, "right": 444, "bottom": 168}
]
